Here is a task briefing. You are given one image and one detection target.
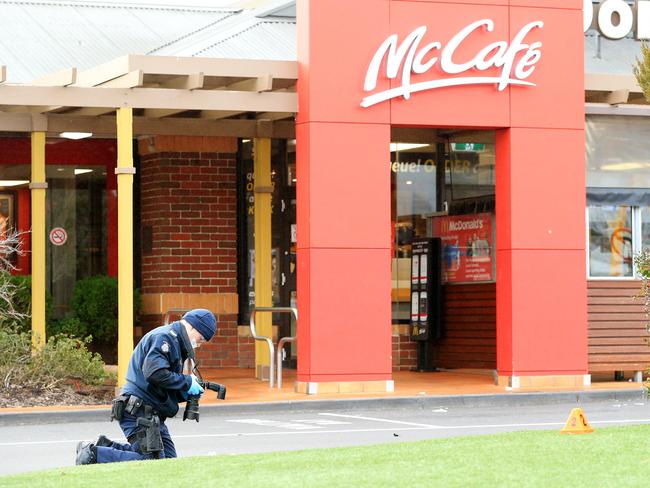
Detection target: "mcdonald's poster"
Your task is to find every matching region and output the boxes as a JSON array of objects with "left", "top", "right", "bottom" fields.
[{"left": 432, "top": 213, "right": 493, "bottom": 283}]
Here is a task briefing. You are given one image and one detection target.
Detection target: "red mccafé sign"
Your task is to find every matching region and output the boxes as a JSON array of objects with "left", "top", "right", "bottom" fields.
[{"left": 362, "top": 18, "right": 544, "bottom": 108}]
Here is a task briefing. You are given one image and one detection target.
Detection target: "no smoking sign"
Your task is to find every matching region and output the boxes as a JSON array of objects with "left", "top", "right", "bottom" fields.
[{"left": 49, "top": 227, "right": 68, "bottom": 246}]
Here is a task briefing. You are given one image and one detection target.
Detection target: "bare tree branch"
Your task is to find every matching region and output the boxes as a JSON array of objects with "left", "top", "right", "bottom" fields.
[{"left": 0, "top": 228, "right": 30, "bottom": 326}]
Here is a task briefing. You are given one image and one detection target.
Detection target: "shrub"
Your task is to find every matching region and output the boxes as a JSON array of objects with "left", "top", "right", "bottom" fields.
[
  {"left": 70, "top": 275, "right": 141, "bottom": 343},
  {"left": 0, "top": 328, "right": 108, "bottom": 389},
  {"left": 34, "top": 335, "right": 108, "bottom": 388},
  {"left": 48, "top": 317, "right": 89, "bottom": 339},
  {"left": 635, "top": 250, "right": 650, "bottom": 333}
]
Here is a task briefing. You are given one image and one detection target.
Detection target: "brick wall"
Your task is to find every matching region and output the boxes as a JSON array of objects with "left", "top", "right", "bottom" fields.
[
  {"left": 392, "top": 328, "right": 417, "bottom": 371},
  {"left": 137, "top": 136, "right": 249, "bottom": 367}
]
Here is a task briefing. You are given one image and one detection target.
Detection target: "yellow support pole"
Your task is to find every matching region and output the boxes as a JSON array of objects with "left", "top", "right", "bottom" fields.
[
  {"left": 254, "top": 138, "right": 273, "bottom": 380},
  {"left": 30, "top": 132, "right": 46, "bottom": 351},
  {"left": 116, "top": 108, "right": 134, "bottom": 388}
]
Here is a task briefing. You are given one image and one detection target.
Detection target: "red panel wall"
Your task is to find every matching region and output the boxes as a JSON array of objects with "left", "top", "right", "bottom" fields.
[{"left": 298, "top": 0, "right": 586, "bottom": 382}]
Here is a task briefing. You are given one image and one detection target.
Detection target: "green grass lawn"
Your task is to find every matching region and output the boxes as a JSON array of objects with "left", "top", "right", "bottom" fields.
[{"left": 2, "top": 425, "right": 650, "bottom": 487}]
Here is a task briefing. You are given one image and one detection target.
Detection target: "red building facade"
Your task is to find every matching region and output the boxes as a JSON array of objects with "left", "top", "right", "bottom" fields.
[{"left": 296, "top": 0, "right": 587, "bottom": 391}]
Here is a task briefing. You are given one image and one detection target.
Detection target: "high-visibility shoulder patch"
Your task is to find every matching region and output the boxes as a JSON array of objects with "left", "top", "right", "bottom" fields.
[{"left": 161, "top": 342, "right": 170, "bottom": 353}]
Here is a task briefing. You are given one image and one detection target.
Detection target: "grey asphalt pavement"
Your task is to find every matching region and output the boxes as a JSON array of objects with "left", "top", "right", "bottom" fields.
[{"left": 1, "top": 394, "right": 649, "bottom": 476}]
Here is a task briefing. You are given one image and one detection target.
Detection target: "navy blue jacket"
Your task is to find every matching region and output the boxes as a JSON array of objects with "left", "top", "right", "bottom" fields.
[{"left": 121, "top": 321, "right": 192, "bottom": 418}]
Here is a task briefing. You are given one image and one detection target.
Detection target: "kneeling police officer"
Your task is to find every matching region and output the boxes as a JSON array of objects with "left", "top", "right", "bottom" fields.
[{"left": 76, "top": 308, "right": 217, "bottom": 464}]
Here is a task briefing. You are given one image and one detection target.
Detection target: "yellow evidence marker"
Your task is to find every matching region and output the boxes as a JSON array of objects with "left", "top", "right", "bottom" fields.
[{"left": 561, "top": 408, "right": 594, "bottom": 434}]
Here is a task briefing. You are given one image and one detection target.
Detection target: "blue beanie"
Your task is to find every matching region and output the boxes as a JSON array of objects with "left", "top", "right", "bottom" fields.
[{"left": 183, "top": 309, "right": 217, "bottom": 341}]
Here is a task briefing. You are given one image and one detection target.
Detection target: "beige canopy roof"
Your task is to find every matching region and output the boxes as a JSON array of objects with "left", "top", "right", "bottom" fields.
[{"left": 0, "top": 54, "right": 297, "bottom": 138}]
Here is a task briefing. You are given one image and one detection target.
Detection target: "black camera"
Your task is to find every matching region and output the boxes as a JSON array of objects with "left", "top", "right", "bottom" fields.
[{"left": 183, "top": 378, "right": 227, "bottom": 422}]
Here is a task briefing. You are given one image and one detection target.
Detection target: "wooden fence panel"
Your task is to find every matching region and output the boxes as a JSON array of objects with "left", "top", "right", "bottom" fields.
[{"left": 587, "top": 280, "right": 650, "bottom": 373}]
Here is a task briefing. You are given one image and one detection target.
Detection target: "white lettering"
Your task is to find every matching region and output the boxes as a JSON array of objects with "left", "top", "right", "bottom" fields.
[
  {"left": 440, "top": 20, "right": 494, "bottom": 74},
  {"left": 640, "top": 2, "right": 650, "bottom": 39},
  {"left": 585, "top": 0, "right": 650, "bottom": 40},
  {"left": 362, "top": 19, "right": 544, "bottom": 108},
  {"left": 448, "top": 219, "right": 484, "bottom": 232},
  {"left": 598, "top": 0, "right": 634, "bottom": 40},
  {"left": 413, "top": 42, "right": 441, "bottom": 74},
  {"left": 584, "top": 0, "right": 594, "bottom": 32}
]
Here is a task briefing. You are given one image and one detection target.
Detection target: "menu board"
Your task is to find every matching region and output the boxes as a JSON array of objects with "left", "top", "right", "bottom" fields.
[{"left": 432, "top": 213, "right": 493, "bottom": 283}]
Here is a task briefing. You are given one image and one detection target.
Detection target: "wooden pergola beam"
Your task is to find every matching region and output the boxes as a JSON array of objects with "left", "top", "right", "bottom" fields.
[
  {"left": 31, "top": 67, "right": 77, "bottom": 87},
  {"left": 127, "top": 54, "right": 297, "bottom": 80},
  {"left": 0, "top": 85, "right": 297, "bottom": 112},
  {"left": 74, "top": 54, "right": 297, "bottom": 88},
  {"left": 74, "top": 56, "right": 131, "bottom": 87}
]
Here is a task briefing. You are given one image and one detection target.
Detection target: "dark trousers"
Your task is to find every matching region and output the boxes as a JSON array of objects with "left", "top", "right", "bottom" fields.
[{"left": 95, "top": 409, "right": 177, "bottom": 463}]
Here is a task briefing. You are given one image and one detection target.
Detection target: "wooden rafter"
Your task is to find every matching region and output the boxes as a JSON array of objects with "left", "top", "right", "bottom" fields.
[
  {"left": 226, "top": 74, "right": 273, "bottom": 92},
  {"left": 95, "top": 70, "right": 144, "bottom": 88}
]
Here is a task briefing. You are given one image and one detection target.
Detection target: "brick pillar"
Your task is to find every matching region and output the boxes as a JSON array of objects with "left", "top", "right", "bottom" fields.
[{"left": 137, "top": 136, "right": 240, "bottom": 368}]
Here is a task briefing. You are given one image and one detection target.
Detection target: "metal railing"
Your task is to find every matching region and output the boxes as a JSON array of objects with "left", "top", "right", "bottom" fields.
[{"left": 249, "top": 306, "right": 297, "bottom": 388}]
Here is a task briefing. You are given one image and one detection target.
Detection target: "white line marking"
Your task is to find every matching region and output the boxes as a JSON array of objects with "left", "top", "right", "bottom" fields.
[
  {"left": 2, "top": 418, "right": 650, "bottom": 448},
  {"left": 173, "top": 427, "right": 429, "bottom": 439},
  {"left": 319, "top": 412, "right": 441, "bottom": 428}
]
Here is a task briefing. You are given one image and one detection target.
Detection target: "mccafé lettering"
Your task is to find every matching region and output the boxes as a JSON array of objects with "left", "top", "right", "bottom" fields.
[
  {"left": 584, "top": 0, "right": 650, "bottom": 40},
  {"left": 362, "top": 19, "right": 544, "bottom": 108}
]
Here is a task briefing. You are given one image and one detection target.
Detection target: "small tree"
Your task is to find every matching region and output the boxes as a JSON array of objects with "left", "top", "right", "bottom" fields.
[{"left": 634, "top": 42, "right": 650, "bottom": 102}]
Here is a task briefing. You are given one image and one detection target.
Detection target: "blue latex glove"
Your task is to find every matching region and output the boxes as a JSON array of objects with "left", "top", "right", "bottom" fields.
[{"left": 187, "top": 374, "right": 204, "bottom": 396}]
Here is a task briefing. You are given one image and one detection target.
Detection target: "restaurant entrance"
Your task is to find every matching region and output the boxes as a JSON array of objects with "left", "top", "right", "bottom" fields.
[{"left": 391, "top": 129, "right": 496, "bottom": 372}]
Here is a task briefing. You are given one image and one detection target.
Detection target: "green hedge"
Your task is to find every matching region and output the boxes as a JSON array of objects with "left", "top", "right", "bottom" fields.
[{"left": 0, "top": 273, "right": 140, "bottom": 345}]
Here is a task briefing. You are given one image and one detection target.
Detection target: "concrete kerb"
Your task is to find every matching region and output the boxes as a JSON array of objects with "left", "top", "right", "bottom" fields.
[{"left": 0, "top": 388, "right": 645, "bottom": 426}]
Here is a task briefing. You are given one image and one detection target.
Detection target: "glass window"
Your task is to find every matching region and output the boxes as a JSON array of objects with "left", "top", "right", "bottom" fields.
[
  {"left": 588, "top": 205, "right": 633, "bottom": 278},
  {"left": 642, "top": 207, "right": 650, "bottom": 252},
  {"left": 46, "top": 165, "right": 107, "bottom": 317},
  {"left": 391, "top": 142, "right": 438, "bottom": 323},
  {"left": 587, "top": 115, "right": 650, "bottom": 188},
  {"left": 446, "top": 142, "right": 495, "bottom": 200}
]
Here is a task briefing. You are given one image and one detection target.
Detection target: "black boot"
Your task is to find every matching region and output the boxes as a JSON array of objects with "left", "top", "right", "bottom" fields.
[
  {"left": 75, "top": 441, "right": 97, "bottom": 465},
  {"left": 96, "top": 435, "right": 113, "bottom": 447}
]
